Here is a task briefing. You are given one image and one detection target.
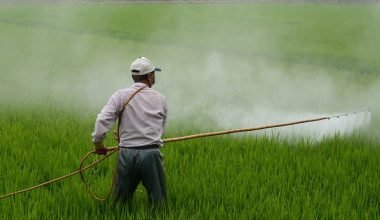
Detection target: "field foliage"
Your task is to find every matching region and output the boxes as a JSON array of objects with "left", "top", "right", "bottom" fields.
[{"left": 0, "top": 3, "right": 379, "bottom": 219}]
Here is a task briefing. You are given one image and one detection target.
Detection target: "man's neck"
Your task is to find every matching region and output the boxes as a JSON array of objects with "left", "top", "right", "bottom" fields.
[{"left": 139, "top": 80, "right": 152, "bottom": 88}]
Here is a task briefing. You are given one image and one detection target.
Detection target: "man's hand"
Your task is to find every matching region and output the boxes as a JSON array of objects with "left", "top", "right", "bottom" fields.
[
  {"left": 93, "top": 142, "right": 108, "bottom": 155},
  {"left": 94, "top": 147, "right": 108, "bottom": 155}
]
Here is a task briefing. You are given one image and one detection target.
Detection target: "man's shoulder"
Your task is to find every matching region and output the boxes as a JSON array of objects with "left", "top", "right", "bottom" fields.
[
  {"left": 113, "top": 85, "right": 135, "bottom": 95},
  {"left": 149, "top": 88, "right": 165, "bottom": 98},
  {"left": 106, "top": 87, "right": 132, "bottom": 103},
  {"left": 112, "top": 84, "right": 165, "bottom": 100},
  {"left": 117, "top": 87, "right": 134, "bottom": 94},
  {"left": 146, "top": 89, "right": 166, "bottom": 104}
]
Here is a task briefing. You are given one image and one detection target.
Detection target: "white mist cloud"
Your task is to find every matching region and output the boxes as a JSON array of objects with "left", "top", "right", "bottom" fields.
[
  {"left": 164, "top": 51, "right": 375, "bottom": 139},
  {"left": 0, "top": 4, "right": 378, "bottom": 139}
]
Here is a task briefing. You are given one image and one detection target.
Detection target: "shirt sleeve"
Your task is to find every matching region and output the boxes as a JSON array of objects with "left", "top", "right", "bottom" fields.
[
  {"left": 91, "top": 92, "right": 122, "bottom": 144},
  {"left": 162, "top": 96, "right": 168, "bottom": 135}
]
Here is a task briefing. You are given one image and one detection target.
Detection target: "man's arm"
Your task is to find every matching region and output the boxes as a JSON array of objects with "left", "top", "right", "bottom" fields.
[
  {"left": 162, "top": 97, "right": 168, "bottom": 135},
  {"left": 92, "top": 92, "right": 122, "bottom": 149}
]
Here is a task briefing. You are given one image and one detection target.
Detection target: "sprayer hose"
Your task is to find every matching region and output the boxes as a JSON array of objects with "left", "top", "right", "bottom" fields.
[{"left": 0, "top": 148, "right": 118, "bottom": 200}]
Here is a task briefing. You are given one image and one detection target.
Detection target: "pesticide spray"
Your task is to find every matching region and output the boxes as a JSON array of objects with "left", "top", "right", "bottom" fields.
[
  {"left": 255, "top": 108, "right": 372, "bottom": 140},
  {"left": 0, "top": 6, "right": 379, "bottom": 138}
]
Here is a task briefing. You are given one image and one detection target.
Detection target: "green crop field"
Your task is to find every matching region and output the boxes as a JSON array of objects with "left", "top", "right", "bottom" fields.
[{"left": 0, "top": 3, "right": 380, "bottom": 219}]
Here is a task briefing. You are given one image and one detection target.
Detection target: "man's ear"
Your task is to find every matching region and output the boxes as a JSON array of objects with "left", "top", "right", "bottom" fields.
[{"left": 147, "top": 73, "right": 154, "bottom": 85}]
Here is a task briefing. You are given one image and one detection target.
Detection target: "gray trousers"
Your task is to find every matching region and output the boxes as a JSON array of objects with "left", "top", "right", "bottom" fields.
[{"left": 114, "top": 148, "right": 167, "bottom": 208}]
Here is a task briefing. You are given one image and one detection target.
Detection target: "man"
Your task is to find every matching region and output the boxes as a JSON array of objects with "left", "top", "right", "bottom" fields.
[{"left": 91, "top": 57, "right": 167, "bottom": 209}]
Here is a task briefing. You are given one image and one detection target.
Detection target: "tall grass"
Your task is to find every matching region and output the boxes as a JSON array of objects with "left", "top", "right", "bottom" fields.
[{"left": 0, "top": 104, "right": 379, "bottom": 219}]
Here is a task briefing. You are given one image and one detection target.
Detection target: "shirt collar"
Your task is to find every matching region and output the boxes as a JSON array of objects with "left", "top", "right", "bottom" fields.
[{"left": 133, "top": 82, "right": 150, "bottom": 89}]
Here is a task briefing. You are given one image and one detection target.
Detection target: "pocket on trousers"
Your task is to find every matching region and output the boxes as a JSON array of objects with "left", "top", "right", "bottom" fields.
[
  {"left": 159, "top": 151, "right": 164, "bottom": 161},
  {"left": 158, "top": 151, "right": 165, "bottom": 168}
]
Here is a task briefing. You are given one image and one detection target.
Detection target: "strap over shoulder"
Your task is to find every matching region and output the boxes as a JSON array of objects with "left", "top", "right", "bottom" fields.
[{"left": 115, "top": 85, "right": 148, "bottom": 143}]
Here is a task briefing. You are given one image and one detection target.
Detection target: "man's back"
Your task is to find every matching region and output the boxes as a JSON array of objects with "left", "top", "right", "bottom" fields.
[
  {"left": 91, "top": 82, "right": 167, "bottom": 148},
  {"left": 118, "top": 83, "right": 167, "bottom": 147}
]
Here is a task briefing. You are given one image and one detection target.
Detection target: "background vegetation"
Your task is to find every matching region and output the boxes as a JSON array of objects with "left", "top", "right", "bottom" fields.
[{"left": 0, "top": 3, "right": 379, "bottom": 219}]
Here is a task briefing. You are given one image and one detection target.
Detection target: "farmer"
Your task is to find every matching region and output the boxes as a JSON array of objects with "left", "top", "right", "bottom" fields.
[{"left": 91, "top": 57, "right": 167, "bottom": 209}]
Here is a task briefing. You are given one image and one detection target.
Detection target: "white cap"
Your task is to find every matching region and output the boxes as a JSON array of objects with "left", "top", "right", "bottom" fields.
[{"left": 130, "top": 57, "right": 161, "bottom": 76}]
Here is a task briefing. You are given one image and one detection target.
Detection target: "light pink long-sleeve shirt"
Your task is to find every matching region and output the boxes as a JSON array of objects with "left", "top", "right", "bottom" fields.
[{"left": 92, "top": 83, "right": 167, "bottom": 148}]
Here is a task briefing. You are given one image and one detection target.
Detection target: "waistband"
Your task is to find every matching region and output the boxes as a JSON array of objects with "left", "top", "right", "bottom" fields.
[{"left": 119, "top": 144, "right": 160, "bottom": 150}]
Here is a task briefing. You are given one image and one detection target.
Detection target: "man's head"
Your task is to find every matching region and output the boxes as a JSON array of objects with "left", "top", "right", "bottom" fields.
[{"left": 130, "top": 57, "right": 161, "bottom": 87}]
